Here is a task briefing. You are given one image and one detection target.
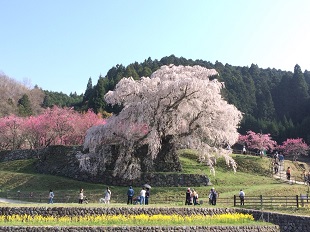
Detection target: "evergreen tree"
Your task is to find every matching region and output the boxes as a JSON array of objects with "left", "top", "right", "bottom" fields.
[
  {"left": 273, "top": 73, "right": 292, "bottom": 119},
  {"left": 142, "top": 66, "right": 152, "bottom": 77},
  {"left": 290, "top": 64, "right": 309, "bottom": 121},
  {"left": 83, "top": 77, "right": 93, "bottom": 102},
  {"left": 18, "top": 94, "right": 33, "bottom": 116},
  {"left": 124, "top": 65, "right": 139, "bottom": 80},
  {"left": 240, "top": 67, "right": 257, "bottom": 115},
  {"left": 42, "top": 95, "right": 50, "bottom": 108},
  {"left": 249, "top": 64, "right": 276, "bottom": 120},
  {"left": 88, "top": 76, "right": 107, "bottom": 113},
  {"left": 304, "top": 70, "right": 310, "bottom": 92},
  {"left": 293, "top": 64, "right": 309, "bottom": 99}
]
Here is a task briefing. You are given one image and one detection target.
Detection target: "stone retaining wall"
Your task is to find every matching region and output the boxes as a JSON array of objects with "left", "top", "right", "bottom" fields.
[
  {"left": 239, "top": 208, "right": 310, "bottom": 232},
  {"left": 0, "top": 207, "right": 237, "bottom": 216},
  {"left": 0, "top": 146, "right": 210, "bottom": 187},
  {"left": 0, "top": 149, "right": 38, "bottom": 162},
  {"left": 1, "top": 207, "right": 310, "bottom": 231}
]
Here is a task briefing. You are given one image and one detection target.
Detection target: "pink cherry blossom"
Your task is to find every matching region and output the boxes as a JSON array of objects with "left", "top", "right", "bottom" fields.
[
  {"left": 238, "top": 130, "right": 277, "bottom": 153},
  {"left": 278, "top": 138, "right": 309, "bottom": 158}
]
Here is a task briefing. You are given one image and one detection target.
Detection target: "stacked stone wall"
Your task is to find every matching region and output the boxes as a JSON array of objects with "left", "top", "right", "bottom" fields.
[
  {"left": 239, "top": 208, "right": 310, "bottom": 232},
  {"left": 0, "top": 146, "right": 210, "bottom": 187},
  {"left": 0, "top": 149, "right": 38, "bottom": 162}
]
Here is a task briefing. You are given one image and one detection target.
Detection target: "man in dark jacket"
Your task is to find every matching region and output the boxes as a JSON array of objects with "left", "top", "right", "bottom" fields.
[
  {"left": 210, "top": 187, "right": 217, "bottom": 205},
  {"left": 127, "top": 186, "right": 134, "bottom": 204}
]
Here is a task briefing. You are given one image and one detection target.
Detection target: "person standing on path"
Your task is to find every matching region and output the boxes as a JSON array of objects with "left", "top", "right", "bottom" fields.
[
  {"left": 274, "top": 162, "right": 279, "bottom": 174},
  {"left": 127, "top": 186, "right": 134, "bottom": 204},
  {"left": 307, "top": 171, "right": 310, "bottom": 186},
  {"left": 210, "top": 187, "right": 217, "bottom": 206},
  {"left": 79, "top": 188, "right": 84, "bottom": 204},
  {"left": 104, "top": 187, "right": 111, "bottom": 204},
  {"left": 140, "top": 187, "right": 146, "bottom": 205},
  {"left": 242, "top": 146, "right": 246, "bottom": 155},
  {"left": 191, "top": 189, "right": 198, "bottom": 205},
  {"left": 302, "top": 170, "right": 307, "bottom": 184},
  {"left": 145, "top": 188, "right": 150, "bottom": 205},
  {"left": 185, "top": 188, "right": 191, "bottom": 205},
  {"left": 286, "top": 167, "right": 291, "bottom": 180},
  {"left": 48, "top": 189, "right": 54, "bottom": 204},
  {"left": 239, "top": 189, "right": 245, "bottom": 205}
]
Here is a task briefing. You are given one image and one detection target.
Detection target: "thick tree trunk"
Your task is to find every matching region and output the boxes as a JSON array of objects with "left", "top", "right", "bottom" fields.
[
  {"left": 134, "top": 135, "right": 182, "bottom": 173},
  {"left": 153, "top": 136, "right": 182, "bottom": 172}
]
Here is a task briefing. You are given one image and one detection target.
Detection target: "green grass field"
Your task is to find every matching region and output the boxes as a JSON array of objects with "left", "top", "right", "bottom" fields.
[{"left": 0, "top": 150, "right": 310, "bottom": 216}]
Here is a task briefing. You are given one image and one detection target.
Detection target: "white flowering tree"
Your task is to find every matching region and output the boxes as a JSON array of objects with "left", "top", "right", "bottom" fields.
[{"left": 84, "top": 65, "right": 242, "bottom": 179}]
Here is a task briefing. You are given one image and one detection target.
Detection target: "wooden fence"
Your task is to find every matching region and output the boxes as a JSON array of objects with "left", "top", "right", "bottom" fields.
[
  {"left": 3, "top": 191, "right": 310, "bottom": 208},
  {"left": 233, "top": 195, "right": 301, "bottom": 208}
]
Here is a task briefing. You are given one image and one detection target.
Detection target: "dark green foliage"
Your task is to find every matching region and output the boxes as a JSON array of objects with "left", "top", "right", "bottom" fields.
[
  {"left": 79, "top": 77, "right": 94, "bottom": 112},
  {"left": 304, "top": 70, "right": 310, "bottom": 90},
  {"left": 81, "top": 56, "right": 310, "bottom": 145},
  {"left": 87, "top": 76, "right": 107, "bottom": 114},
  {"left": 43, "top": 90, "right": 83, "bottom": 109},
  {"left": 124, "top": 65, "right": 139, "bottom": 80},
  {"left": 18, "top": 94, "right": 33, "bottom": 117},
  {"left": 34, "top": 55, "right": 310, "bottom": 145},
  {"left": 42, "top": 95, "right": 50, "bottom": 108},
  {"left": 291, "top": 65, "right": 309, "bottom": 121},
  {"left": 83, "top": 77, "right": 93, "bottom": 102}
]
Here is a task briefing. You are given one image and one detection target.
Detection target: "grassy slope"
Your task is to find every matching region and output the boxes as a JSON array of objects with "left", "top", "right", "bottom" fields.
[
  {"left": 0, "top": 152, "right": 309, "bottom": 206},
  {"left": 179, "top": 150, "right": 309, "bottom": 198}
]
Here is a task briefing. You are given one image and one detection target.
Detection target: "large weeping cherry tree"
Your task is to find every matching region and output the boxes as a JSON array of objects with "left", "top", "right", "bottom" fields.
[{"left": 84, "top": 65, "right": 243, "bottom": 179}]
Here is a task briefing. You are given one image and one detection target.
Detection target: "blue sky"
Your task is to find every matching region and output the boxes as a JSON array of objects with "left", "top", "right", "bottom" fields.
[{"left": 1, "top": 0, "right": 309, "bottom": 94}]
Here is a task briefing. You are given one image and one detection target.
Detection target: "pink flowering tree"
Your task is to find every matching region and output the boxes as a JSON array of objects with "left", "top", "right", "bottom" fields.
[
  {"left": 238, "top": 131, "right": 277, "bottom": 154},
  {"left": 84, "top": 65, "right": 243, "bottom": 179},
  {"left": 278, "top": 138, "right": 309, "bottom": 160},
  {"left": 0, "top": 115, "right": 26, "bottom": 150},
  {"left": 32, "top": 107, "right": 105, "bottom": 147},
  {"left": 63, "top": 109, "right": 105, "bottom": 145},
  {"left": 23, "top": 115, "right": 46, "bottom": 149},
  {"left": 0, "top": 107, "right": 105, "bottom": 150}
]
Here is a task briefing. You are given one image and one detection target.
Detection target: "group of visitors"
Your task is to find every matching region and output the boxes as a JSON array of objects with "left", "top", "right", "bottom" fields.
[
  {"left": 48, "top": 185, "right": 151, "bottom": 205},
  {"left": 185, "top": 188, "right": 199, "bottom": 205},
  {"left": 184, "top": 187, "right": 215, "bottom": 206},
  {"left": 48, "top": 185, "right": 248, "bottom": 206},
  {"left": 184, "top": 187, "right": 246, "bottom": 206},
  {"left": 272, "top": 151, "right": 298, "bottom": 183},
  {"left": 79, "top": 187, "right": 111, "bottom": 204},
  {"left": 272, "top": 151, "right": 285, "bottom": 175},
  {"left": 127, "top": 186, "right": 150, "bottom": 205},
  {"left": 48, "top": 187, "right": 108, "bottom": 204}
]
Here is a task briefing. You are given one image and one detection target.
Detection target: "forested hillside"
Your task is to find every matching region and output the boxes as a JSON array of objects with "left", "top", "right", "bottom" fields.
[
  {"left": 0, "top": 74, "right": 45, "bottom": 117},
  {"left": 79, "top": 55, "right": 310, "bottom": 144},
  {"left": 1, "top": 55, "right": 310, "bottom": 144},
  {"left": 0, "top": 74, "right": 82, "bottom": 117}
]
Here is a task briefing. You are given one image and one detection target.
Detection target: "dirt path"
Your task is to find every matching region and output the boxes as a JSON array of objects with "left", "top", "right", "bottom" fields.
[
  {"left": 273, "top": 161, "right": 306, "bottom": 185},
  {"left": 0, "top": 198, "right": 31, "bottom": 204}
]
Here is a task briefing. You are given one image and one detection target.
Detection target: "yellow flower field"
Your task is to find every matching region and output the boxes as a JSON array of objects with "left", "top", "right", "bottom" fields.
[{"left": 0, "top": 213, "right": 256, "bottom": 226}]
